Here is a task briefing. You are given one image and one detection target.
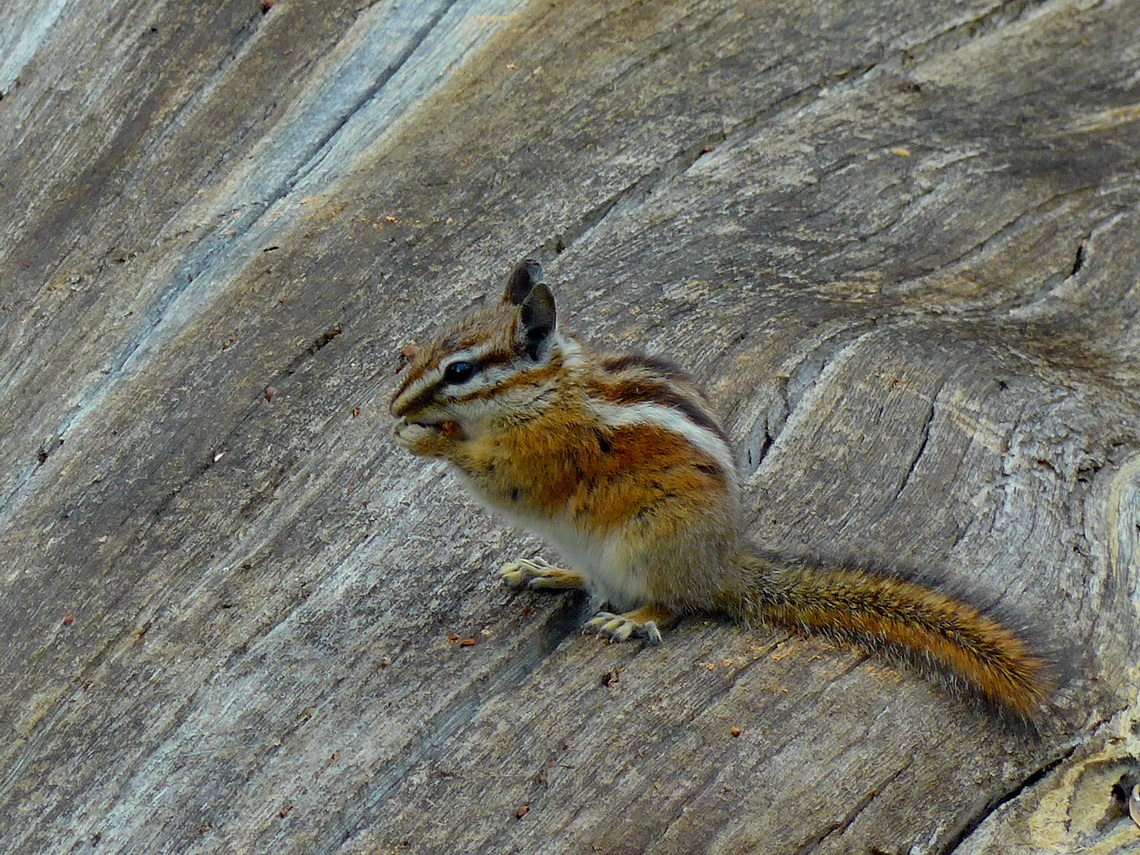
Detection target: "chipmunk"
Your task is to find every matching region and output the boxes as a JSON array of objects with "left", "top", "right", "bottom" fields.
[{"left": 390, "top": 259, "right": 1053, "bottom": 718}]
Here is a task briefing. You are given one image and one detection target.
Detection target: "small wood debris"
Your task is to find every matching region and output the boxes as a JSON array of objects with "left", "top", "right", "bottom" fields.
[
  {"left": 601, "top": 667, "right": 624, "bottom": 687},
  {"left": 314, "top": 752, "right": 340, "bottom": 781}
]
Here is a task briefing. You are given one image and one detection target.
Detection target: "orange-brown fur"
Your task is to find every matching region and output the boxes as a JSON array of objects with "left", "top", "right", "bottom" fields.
[
  {"left": 391, "top": 260, "right": 1054, "bottom": 718},
  {"left": 727, "top": 555, "right": 1051, "bottom": 717}
]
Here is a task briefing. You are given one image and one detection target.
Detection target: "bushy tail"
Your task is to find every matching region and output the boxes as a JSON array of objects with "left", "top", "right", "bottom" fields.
[{"left": 729, "top": 549, "right": 1053, "bottom": 718}]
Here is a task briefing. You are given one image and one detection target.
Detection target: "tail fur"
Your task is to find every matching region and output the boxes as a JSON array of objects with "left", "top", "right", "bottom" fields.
[{"left": 730, "top": 549, "right": 1053, "bottom": 718}]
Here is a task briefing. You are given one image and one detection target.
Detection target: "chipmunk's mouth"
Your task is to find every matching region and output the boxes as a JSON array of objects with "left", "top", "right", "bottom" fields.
[
  {"left": 393, "top": 416, "right": 464, "bottom": 444},
  {"left": 396, "top": 416, "right": 458, "bottom": 437}
]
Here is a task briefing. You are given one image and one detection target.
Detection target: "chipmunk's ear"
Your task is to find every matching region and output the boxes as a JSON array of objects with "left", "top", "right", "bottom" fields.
[
  {"left": 517, "top": 281, "right": 557, "bottom": 361},
  {"left": 504, "top": 258, "right": 545, "bottom": 306}
]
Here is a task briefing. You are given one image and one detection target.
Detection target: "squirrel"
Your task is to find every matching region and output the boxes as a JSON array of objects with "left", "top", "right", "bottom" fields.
[{"left": 390, "top": 258, "right": 1053, "bottom": 719}]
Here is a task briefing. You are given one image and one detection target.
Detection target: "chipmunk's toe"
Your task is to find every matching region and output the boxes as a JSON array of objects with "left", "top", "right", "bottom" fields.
[{"left": 584, "top": 611, "right": 662, "bottom": 645}]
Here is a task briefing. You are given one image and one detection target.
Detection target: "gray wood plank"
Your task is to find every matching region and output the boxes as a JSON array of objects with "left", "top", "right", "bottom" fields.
[{"left": 1, "top": 0, "right": 1137, "bottom": 852}]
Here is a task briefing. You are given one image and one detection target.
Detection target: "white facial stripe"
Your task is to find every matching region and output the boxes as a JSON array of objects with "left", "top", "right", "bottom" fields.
[
  {"left": 435, "top": 335, "right": 569, "bottom": 403},
  {"left": 393, "top": 371, "right": 433, "bottom": 413},
  {"left": 591, "top": 401, "right": 737, "bottom": 477}
]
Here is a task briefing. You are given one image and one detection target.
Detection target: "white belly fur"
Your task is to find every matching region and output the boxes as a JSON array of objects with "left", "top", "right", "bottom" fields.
[{"left": 456, "top": 473, "right": 649, "bottom": 609}]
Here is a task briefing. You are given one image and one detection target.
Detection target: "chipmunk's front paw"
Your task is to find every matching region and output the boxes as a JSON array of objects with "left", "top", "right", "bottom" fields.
[
  {"left": 500, "top": 557, "right": 586, "bottom": 591},
  {"left": 392, "top": 419, "right": 459, "bottom": 457}
]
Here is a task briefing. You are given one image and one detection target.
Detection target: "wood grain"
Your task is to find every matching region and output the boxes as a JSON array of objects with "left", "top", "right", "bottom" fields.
[{"left": 1, "top": 0, "right": 1137, "bottom": 852}]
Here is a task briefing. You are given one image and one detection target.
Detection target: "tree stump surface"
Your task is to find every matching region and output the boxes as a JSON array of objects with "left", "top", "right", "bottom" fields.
[{"left": 1, "top": 1, "right": 1138, "bottom": 853}]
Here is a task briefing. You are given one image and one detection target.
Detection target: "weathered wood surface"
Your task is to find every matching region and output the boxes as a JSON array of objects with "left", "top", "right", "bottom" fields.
[{"left": 1, "top": 0, "right": 1138, "bottom": 852}]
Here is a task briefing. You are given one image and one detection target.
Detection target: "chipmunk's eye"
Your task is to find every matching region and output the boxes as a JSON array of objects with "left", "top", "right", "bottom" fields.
[{"left": 443, "top": 361, "right": 477, "bottom": 384}]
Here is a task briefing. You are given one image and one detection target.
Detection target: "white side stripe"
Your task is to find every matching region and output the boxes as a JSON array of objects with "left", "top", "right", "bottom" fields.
[{"left": 589, "top": 401, "right": 737, "bottom": 477}]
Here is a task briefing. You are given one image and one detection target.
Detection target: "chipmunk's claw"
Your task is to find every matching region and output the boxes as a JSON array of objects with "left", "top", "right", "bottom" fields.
[{"left": 584, "top": 611, "right": 663, "bottom": 645}]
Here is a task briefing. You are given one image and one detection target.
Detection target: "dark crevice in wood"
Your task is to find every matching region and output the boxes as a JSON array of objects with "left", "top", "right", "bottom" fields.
[
  {"left": 34, "top": 437, "right": 63, "bottom": 468},
  {"left": 940, "top": 744, "right": 1076, "bottom": 854},
  {"left": 794, "top": 762, "right": 911, "bottom": 854},
  {"left": 892, "top": 384, "right": 943, "bottom": 503},
  {"left": 273, "top": 325, "right": 345, "bottom": 383},
  {"left": 739, "top": 325, "right": 879, "bottom": 478},
  {"left": 1069, "top": 241, "right": 1086, "bottom": 278},
  {"left": 743, "top": 421, "right": 775, "bottom": 474}
]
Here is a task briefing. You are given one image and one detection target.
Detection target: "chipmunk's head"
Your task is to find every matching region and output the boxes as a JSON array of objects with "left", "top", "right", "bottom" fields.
[{"left": 390, "top": 259, "right": 570, "bottom": 439}]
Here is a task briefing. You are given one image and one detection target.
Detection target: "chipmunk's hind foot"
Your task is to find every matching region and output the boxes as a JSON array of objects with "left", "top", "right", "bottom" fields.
[
  {"left": 500, "top": 557, "right": 587, "bottom": 591},
  {"left": 584, "top": 604, "right": 674, "bottom": 645}
]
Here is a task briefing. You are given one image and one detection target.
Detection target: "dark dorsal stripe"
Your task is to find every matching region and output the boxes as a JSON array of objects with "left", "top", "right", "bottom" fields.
[
  {"left": 599, "top": 378, "right": 730, "bottom": 445},
  {"left": 600, "top": 353, "right": 691, "bottom": 382}
]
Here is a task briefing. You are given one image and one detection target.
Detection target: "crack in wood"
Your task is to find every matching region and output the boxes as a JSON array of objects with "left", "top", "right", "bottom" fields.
[
  {"left": 941, "top": 744, "right": 1076, "bottom": 853},
  {"left": 285, "top": 0, "right": 463, "bottom": 194},
  {"left": 1069, "top": 240, "right": 1086, "bottom": 278},
  {"left": 741, "top": 325, "right": 880, "bottom": 478},
  {"left": 317, "top": 606, "right": 583, "bottom": 851},
  {"left": 794, "top": 762, "right": 912, "bottom": 854},
  {"left": 892, "top": 383, "right": 945, "bottom": 504}
]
